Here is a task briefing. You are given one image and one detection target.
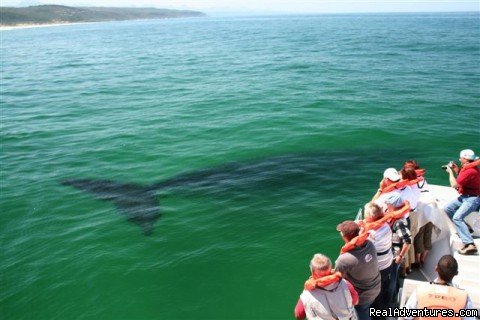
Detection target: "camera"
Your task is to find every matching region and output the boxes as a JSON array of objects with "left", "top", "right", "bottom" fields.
[{"left": 442, "top": 161, "right": 456, "bottom": 170}]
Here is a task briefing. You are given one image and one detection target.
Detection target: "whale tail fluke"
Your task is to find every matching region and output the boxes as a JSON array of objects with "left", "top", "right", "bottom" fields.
[{"left": 61, "top": 179, "right": 160, "bottom": 235}]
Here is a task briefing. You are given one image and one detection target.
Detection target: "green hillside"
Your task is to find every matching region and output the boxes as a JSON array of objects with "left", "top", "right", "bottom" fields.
[{"left": 0, "top": 5, "right": 206, "bottom": 26}]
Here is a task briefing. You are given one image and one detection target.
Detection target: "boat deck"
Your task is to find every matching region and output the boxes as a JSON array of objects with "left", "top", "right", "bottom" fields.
[{"left": 397, "top": 185, "right": 480, "bottom": 313}]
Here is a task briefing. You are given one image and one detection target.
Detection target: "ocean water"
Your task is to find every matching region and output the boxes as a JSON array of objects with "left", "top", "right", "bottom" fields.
[{"left": 1, "top": 13, "right": 479, "bottom": 319}]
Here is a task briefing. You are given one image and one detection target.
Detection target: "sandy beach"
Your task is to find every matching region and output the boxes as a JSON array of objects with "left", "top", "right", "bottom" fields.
[{"left": 0, "top": 22, "right": 90, "bottom": 31}]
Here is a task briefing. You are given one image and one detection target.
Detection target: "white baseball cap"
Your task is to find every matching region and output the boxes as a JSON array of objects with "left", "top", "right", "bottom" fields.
[
  {"left": 460, "top": 149, "right": 477, "bottom": 161},
  {"left": 383, "top": 168, "right": 401, "bottom": 182},
  {"left": 385, "top": 192, "right": 404, "bottom": 208}
]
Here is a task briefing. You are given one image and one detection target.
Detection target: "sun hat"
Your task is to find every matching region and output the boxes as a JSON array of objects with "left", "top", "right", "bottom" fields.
[
  {"left": 459, "top": 149, "right": 477, "bottom": 161},
  {"left": 385, "top": 192, "right": 403, "bottom": 208},
  {"left": 383, "top": 168, "right": 401, "bottom": 182}
]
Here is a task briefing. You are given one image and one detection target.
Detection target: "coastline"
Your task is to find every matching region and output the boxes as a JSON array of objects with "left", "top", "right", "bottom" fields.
[
  {"left": 0, "top": 22, "right": 91, "bottom": 31},
  {"left": 0, "top": 16, "right": 204, "bottom": 31}
]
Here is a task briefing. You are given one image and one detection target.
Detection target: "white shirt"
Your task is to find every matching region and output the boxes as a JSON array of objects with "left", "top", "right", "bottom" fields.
[{"left": 399, "top": 185, "right": 417, "bottom": 211}]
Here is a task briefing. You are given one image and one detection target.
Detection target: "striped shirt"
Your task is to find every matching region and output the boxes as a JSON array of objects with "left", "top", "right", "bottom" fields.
[{"left": 368, "top": 223, "right": 393, "bottom": 271}]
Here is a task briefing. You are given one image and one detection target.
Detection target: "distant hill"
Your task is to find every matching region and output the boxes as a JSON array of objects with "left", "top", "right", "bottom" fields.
[{"left": 0, "top": 5, "right": 206, "bottom": 26}]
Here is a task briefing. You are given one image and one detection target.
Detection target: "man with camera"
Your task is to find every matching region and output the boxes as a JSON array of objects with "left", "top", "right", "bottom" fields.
[{"left": 444, "top": 149, "right": 480, "bottom": 255}]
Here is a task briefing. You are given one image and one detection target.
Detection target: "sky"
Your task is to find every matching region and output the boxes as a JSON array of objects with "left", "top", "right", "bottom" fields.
[{"left": 2, "top": 0, "right": 479, "bottom": 15}]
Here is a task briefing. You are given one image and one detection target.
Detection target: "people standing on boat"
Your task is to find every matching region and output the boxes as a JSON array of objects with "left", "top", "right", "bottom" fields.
[
  {"left": 384, "top": 193, "right": 412, "bottom": 303},
  {"left": 400, "top": 167, "right": 422, "bottom": 206},
  {"left": 400, "top": 160, "right": 434, "bottom": 267},
  {"left": 444, "top": 149, "right": 480, "bottom": 255},
  {"left": 399, "top": 166, "right": 421, "bottom": 266},
  {"left": 404, "top": 255, "right": 475, "bottom": 320},
  {"left": 402, "top": 160, "right": 429, "bottom": 194},
  {"left": 373, "top": 167, "right": 417, "bottom": 273},
  {"left": 335, "top": 221, "right": 381, "bottom": 320},
  {"left": 373, "top": 168, "right": 416, "bottom": 214},
  {"left": 362, "top": 202, "right": 393, "bottom": 316},
  {"left": 294, "top": 253, "right": 358, "bottom": 320}
]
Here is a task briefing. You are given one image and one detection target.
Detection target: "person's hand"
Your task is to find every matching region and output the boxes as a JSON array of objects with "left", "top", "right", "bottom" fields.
[
  {"left": 446, "top": 165, "right": 454, "bottom": 175},
  {"left": 450, "top": 162, "right": 459, "bottom": 174},
  {"left": 395, "top": 255, "right": 404, "bottom": 264}
]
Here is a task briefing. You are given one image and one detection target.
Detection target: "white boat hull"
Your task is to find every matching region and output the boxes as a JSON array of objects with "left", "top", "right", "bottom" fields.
[{"left": 399, "top": 184, "right": 480, "bottom": 310}]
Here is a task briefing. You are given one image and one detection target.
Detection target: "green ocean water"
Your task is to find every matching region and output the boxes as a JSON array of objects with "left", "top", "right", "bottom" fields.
[{"left": 1, "top": 13, "right": 479, "bottom": 319}]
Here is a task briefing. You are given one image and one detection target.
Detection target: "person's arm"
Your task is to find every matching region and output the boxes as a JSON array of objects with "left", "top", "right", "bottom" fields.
[
  {"left": 294, "top": 298, "right": 306, "bottom": 320},
  {"left": 372, "top": 179, "right": 387, "bottom": 201},
  {"left": 395, "top": 222, "right": 412, "bottom": 264},
  {"left": 395, "top": 243, "right": 411, "bottom": 264},
  {"left": 446, "top": 166, "right": 458, "bottom": 189},
  {"left": 461, "top": 295, "right": 475, "bottom": 320},
  {"left": 372, "top": 189, "right": 382, "bottom": 201},
  {"left": 334, "top": 257, "right": 349, "bottom": 280},
  {"left": 344, "top": 279, "right": 359, "bottom": 305}
]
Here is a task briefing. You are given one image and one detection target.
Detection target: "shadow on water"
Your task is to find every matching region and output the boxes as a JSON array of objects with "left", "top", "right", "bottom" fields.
[{"left": 60, "top": 149, "right": 412, "bottom": 235}]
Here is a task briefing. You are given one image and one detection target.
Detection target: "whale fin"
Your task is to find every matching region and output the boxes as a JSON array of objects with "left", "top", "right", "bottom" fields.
[{"left": 61, "top": 179, "right": 160, "bottom": 235}]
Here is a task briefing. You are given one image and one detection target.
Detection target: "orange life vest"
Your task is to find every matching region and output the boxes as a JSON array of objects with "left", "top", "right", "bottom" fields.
[
  {"left": 304, "top": 272, "right": 343, "bottom": 291},
  {"left": 461, "top": 159, "right": 480, "bottom": 171},
  {"left": 362, "top": 201, "right": 411, "bottom": 232},
  {"left": 415, "top": 283, "right": 468, "bottom": 320},
  {"left": 362, "top": 217, "right": 390, "bottom": 234},
  {"left": 340, "top": 232, "right": 370, "bottom": 254},
  {"left": 379, "top": 177, "right": 424, "bottom": 194}
]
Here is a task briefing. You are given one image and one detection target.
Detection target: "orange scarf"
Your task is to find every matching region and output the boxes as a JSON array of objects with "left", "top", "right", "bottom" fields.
[
  {"left": 340, "top": 232, "right": 370, "bottom": 254},
  {"left": 304, "top": 272, "right": 342, "bottom": 291}
]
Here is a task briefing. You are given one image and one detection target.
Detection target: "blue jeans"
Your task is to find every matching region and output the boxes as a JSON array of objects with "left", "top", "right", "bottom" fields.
[
  {"left": 371, "top": 265, "right": 392, "bottom": 316},
  {"left": 444, "top": 195, "right": 480, "bottom": 245},
  {"left": 388, "top": 262, "right": 400, "bottom": 303},
  {"left": 355, "top": 303, "right": 372, "bottom": 320}
]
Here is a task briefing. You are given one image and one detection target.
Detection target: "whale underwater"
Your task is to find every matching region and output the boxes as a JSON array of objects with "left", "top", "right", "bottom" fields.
[{"left": 60, "top": 151, "right": 398, "bottom": 235}]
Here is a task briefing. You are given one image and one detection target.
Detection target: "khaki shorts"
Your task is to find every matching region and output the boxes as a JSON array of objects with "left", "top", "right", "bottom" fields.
[{"left": 414, "top": 222, "right": 433, "bottom": 253}]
